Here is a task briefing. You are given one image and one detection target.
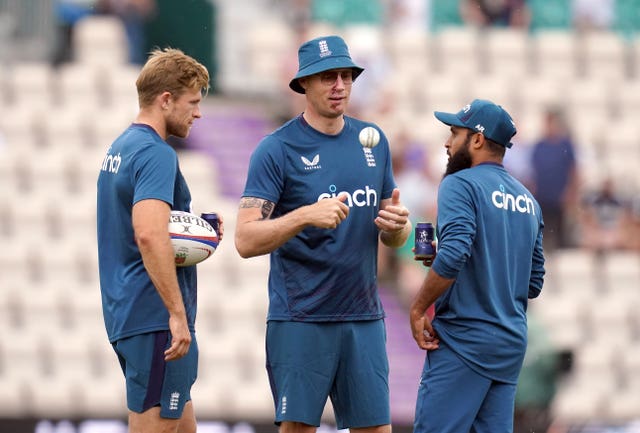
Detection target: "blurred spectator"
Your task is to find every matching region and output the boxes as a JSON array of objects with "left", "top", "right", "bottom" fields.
[
  {"left": 578, "top": 177, "right": 632, "bottom": 252},
  {"left": 459, "top": 0, "right": 531, "bottom": 28},
  {"left": 96, "top": 0, "right": 156, "bottom": 65},
  {"left": 52, "top": 0, "right": 96, "bottom": 66},
  {"left": 530, "top": 107, "right": 579, "bottom": 252},
  {"left": 503, "top": 124, "right": 534, "bottom": 190},
  {"left": 572, "top": 0, "right": 615, "bottom": 31}
]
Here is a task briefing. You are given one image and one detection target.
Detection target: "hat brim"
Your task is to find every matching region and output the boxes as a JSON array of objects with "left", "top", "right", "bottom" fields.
[
  {"left": 289, "top": 59, "right": 364, "bottom": 94},
  {"left": 434, "top": 111, "right": 514, "bottom": 148},
  {"left": 434, "top": 111, "right": 466, "bottom": 128}
]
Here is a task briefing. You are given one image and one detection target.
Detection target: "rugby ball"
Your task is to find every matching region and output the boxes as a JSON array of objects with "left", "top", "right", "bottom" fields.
[{"left": 169, "top": 211, "right": 219, "bottom": 267}]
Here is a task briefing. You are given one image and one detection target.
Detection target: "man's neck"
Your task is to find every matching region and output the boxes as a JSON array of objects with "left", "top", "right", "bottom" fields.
[
  {"left": 302, "top": 111, "right": 345, "bottom": 136},
  {"left": 136, "top": 109, "right": 167, "bottom": 140}
]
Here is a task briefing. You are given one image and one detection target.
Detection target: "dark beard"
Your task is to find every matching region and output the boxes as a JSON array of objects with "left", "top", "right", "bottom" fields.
[{"left": 444, "top": 140, "right": 472, "bottom": 177}]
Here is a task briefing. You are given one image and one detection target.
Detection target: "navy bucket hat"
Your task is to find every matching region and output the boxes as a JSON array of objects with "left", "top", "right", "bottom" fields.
[
  {"left": 289, "top": 35, "right": 364, "bottom": 94},
  {"left": 434, "top": 99, "right": 517, "bottom": 148}
]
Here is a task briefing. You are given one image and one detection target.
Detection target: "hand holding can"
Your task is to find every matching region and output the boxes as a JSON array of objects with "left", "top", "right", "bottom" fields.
[
  {"left": 414, "top": 222, "right": 435, "bottom": 261},
  {"left": 200, "top": 212, "right": 220, "bottom": 237}
]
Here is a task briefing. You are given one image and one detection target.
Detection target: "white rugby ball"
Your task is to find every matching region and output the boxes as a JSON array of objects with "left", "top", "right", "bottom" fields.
[{"left": 169, "top": 210, "right": 219, "bottom": 267}]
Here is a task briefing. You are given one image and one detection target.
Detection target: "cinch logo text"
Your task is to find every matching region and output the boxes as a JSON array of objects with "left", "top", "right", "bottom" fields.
[
  {"left": 491, "top": 187, "right": 535, "bottom": 215},
  {"left": 317, "top": 185, "right": 378, "bottom": 208},
  {"left": 101, "top": 150, "right": 122, "bottom": 174}
]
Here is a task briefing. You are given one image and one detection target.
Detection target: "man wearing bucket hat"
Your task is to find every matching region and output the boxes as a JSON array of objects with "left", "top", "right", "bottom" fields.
[
  {"left": 235, "top": 35, "right": 411, "bottom": 433},
  {"left": 409, "top": 99, "right": 546, "bottom": 433}
]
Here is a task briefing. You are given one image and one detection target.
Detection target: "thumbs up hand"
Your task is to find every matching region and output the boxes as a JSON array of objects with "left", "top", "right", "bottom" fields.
[
  {"left": 375, "top": 188, "right": 410, "bottom": 234},
  {"left": 391, "top": 188, "right": 401, "bottom": 206}
]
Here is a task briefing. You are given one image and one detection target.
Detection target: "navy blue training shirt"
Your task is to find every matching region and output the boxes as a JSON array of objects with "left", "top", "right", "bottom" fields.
[
  {"left": 242, "top": 115, "right": 396, "bottom": 321},
  {"left": 431, "top": 162, "right": 545, "bottom": 383}
]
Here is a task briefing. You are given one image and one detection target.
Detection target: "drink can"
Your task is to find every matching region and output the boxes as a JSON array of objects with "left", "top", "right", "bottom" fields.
[
  {"left": 200, "top": 212, "right": 219, "bottom": 235},
  {"left": 414, "top": 222, "right": 435, "bottom": 260}
]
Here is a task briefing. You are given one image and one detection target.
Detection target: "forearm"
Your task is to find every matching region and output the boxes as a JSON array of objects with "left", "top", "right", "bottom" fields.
[
  {"left": 529, "top": 229, "right": 545, "bottom": 298},
  {"left": 380, "top": 219, "right": 412, "bottom": 248},
  {"left": 138, "top": 234, "right": 187, "bottom": 317},
  {"left": 236, "top": 195, "right": 350, "bottom": 258},
  {"left": 235, "top": 205, "right": 311, "bottom": 258},
  {"left": 132, "top": 199, "right": 186, "bottom": 318},
  {"left": 410, "top": 268, "right": 454, "bottom": 318}
]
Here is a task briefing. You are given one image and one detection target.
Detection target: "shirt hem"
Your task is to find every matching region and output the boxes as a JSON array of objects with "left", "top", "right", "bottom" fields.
[{"left": 266, "top": 314, "right": 385, "bottom": 322}]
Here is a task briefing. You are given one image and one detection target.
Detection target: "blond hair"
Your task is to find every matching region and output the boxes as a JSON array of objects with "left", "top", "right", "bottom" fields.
[{"left": 136, "top": 47, "right": 210, "bottom": 107}]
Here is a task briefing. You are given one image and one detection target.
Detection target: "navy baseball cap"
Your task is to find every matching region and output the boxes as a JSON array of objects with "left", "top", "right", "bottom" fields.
[
  {"left": 434, "top": 99, "right": 517, "bottom": 148},
  {"left": 289, "top": 35, "right": 364, "bottom": 94}
]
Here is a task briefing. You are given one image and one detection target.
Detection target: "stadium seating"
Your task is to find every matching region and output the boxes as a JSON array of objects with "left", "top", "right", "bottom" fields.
[
  {"left": 0, "top": 4, "right": 639, "bottom": 429},
  {"left": 433, "top": 26, "right": 482, "bottom": 77},
  {"left": 6, "top": 62, "right": 55, "bottom": 109},
  {"left": 72, "top": 15, "right": 128, "bottom": 67},
  {"left": 581, "top": 30, "right": 629, "bottom": 80},
  {"left": 531, "top": 30, "right": 579, "bottom": 79},
  {"left": 483, "top": 27, "right": 532, "bottom": 79},
  {"left": 386, "top": 27, "right": 432, "bottom": 77}
]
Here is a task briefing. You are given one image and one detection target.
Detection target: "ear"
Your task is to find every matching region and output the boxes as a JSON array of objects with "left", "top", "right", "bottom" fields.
[
  {"left": 298, "top": 77, "right": 309, "bottom": 92},
  {"left": 159, "top": 91, "right": 172, "bottom": 109},
  {"left": 471, "top": 132, "right": 485, "bottom": 150}
]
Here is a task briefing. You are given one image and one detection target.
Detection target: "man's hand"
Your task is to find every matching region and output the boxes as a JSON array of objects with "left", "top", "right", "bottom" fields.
[
  {"left": 375, "top": 188, "right": 410, "bottom": 233},
  {"left": 164, "top": 313, "right": 191, "bottom": 361},
  {"left": 409, "top": 308, "right": 439, "bottom": 351},
  {"left": 309, "top": 194, "right": 350, "bottom": 229},
  {"left": 217, "top": 213, "right": 225, "bottom": 241},
  {"left": 412, "top": 241, "right": 437, "bottom": 267}
]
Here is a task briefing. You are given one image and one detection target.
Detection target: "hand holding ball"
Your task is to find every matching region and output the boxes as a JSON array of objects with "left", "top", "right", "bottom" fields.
[
  {"left": 359, "top": 126, "right": 380, "bottom": 148},
  {"left": 169, "top": 211, "right": 219, "bottom": 267}
]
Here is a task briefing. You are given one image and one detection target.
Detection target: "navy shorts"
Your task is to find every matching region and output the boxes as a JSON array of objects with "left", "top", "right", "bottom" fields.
[
  {"left": 266, "top": 320, "right": 390, "bottom": 429},
  {"left": 112, "top": 330, "right": 198, "bottom": 419},
  {"left": 413, "top": 342, "right": 517, "bottom": 433}
]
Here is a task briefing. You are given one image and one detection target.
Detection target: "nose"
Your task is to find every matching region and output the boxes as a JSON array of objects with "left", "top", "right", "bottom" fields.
[{"left": 333, "top": 75, "right": 346, "bottom": 89}]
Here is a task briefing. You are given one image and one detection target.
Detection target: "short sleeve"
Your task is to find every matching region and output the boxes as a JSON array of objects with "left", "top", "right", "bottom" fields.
[
  {"left": 242, "top": 135, "right": 286, "bottom": 203},
  {"left": 132, "top": 143, "right": 177, "bottom": 206}
]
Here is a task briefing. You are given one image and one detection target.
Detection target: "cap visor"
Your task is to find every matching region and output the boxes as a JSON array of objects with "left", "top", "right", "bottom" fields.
[{"left": 434, "top": 111, "right": 465, "bottom": 127}]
